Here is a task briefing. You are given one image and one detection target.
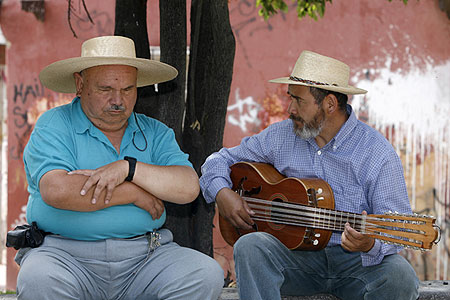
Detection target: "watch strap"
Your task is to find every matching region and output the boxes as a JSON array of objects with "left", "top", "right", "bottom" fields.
[{"left": 124, "top": 156, "right": 137, "bottom": 182}]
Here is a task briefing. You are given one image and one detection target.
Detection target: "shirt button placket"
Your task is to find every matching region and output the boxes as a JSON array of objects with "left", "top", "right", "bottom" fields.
[{"left": 314, "top": 149, "right": 324, "bottom": 178}]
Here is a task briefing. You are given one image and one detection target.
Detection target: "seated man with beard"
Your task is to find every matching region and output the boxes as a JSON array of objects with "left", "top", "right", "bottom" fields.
[{"left": 199, "top": 50, "right": 419, "bottom": 300}]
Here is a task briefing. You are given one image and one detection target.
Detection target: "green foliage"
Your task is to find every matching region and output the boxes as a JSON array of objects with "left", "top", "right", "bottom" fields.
[
  {"left": 388, "top": 0, "right": 409, "bottom": 4},
  {"left": 0, "top": 290, "right": 16, "bottom": 295},
  {"left": 257, "top": 0, "right": 409, "bottom": 21}
]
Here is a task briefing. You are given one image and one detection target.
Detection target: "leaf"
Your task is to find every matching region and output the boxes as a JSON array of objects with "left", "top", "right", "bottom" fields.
[{"left": 256, "top": 0, "right": 407, "bottom": 21}]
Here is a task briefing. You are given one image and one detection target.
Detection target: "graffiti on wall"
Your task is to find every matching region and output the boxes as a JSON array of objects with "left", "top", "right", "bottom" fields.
[
  {"left": 227, "top": 88, "right": 261, "bottom": 133},
  {"left": 73, "top": 9, "right": 113, "bottom": 38},
  {"left": 10, "top": 79, "right": 44, "bottom": 161}
]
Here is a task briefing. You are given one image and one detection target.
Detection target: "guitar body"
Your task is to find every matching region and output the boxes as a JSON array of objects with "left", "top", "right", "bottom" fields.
[{"left": 219, "top": 162, "right": 335, "bottom": 250}]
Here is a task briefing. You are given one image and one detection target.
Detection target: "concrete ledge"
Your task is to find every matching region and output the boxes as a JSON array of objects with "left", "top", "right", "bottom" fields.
[
  {"left": 1, "top": 281, "right": 449, "bottom": 299},
  {"left": 219, "top": 281, "right": 450, "bottom": 300}
]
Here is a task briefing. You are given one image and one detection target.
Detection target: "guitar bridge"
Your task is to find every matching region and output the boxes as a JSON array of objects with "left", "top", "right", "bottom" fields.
[
  {"left": 307, "top": 188, "right": 318, "bottom": 207},
  {"left": 303, "top": 228, "right": 320, "bottom": 246}
]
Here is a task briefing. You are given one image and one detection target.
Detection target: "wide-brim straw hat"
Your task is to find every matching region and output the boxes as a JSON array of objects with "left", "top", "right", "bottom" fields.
[
  {"left": 39, "top": 36, "right": 178, "bottom": 93},
  {"left": 269, "top": 50, "right": 367, "bottom": 95}
]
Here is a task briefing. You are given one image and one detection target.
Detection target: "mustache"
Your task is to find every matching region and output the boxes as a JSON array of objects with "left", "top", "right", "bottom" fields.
[
  {"left": 106, "top": 104, "right": 126, "bottom": 112},
  {"left": 289, "top": 114, "right": 302, "bottom": 122}
]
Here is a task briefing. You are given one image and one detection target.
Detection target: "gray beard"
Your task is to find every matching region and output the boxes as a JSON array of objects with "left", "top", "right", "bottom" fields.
[{"left": 293, "top": 120, "right": 323, "bottom": 139}]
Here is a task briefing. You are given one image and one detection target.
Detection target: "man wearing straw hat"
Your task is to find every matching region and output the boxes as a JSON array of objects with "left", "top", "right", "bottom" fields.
[
  {"left": 16, "top": 36, "right": 223, "bottom": 300},
  {"left": 200, "top": 51, "right": 419, "bottom": 300}
]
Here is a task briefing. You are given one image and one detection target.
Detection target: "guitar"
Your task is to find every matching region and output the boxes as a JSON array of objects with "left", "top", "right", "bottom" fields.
[{"left": 219, "top": 162, "right": 440, "bottom": 251}]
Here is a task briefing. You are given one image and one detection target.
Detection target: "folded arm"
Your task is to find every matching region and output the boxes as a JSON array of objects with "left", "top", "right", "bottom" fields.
[
  {"left": 68, "top": 159, "right": 200, "bottom": 206},
  {"left": 40, "top": 169, "right": 165, "bottom": 219},
  {"left": 133, "top": 163, "right": 200, "bottom": 204}
]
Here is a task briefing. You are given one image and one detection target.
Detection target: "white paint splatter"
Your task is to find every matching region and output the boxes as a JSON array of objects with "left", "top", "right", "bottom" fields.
[
  {"left": 11, "top": 205, "right": 27, "bottom": 229},
  {"left": 351, "top": 58, "right": 450, "bottom": 279},
  {"left": 227, "top": 88, "right": 261, "bottom": 132}
]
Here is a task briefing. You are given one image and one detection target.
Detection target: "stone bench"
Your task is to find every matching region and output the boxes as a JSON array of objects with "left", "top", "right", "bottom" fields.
[
  {"left": 1, "top": 280, "right": 449, "bottom": 299},
  {"left": 219, "top": 281, "right": 450, "bottom": 300}
]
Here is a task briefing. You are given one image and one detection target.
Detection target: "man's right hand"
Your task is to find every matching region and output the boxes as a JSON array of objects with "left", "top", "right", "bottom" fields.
[
  {"left": 133, "top": 193, "right": 165, "bottom": 220},
  {"left": 216, "top": 188, "right": 255, "bottom": 230}
]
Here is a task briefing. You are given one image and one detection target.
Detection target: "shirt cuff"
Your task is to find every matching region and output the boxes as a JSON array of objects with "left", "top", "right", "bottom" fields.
[
  {"left": 366, "top": 239, "right": 382, "bottom": 256},
  {"left": 360, "top": 239, "right": 383, "bottom": 267},
  {"left": 202, "top": 177, "right": 232, "bottom": 203}
]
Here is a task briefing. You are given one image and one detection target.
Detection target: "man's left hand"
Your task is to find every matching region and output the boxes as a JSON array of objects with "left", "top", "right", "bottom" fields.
[
  {"left": 68, "top": 160, "right": 128, "bottom": 205},
  {"left": 341, "top": 211, "right": 375, "bottom": 252}
]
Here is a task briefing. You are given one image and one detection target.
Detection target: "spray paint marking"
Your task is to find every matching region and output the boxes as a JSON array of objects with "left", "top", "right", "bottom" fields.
[{"left": 227, "top": 88, "right": 261, "bottom": 133}]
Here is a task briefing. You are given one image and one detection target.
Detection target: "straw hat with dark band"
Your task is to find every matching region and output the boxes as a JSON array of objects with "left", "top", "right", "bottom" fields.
[
  {"left": 269, "top": 50, "right": 367, "bottom": 95},
  {"left": 39, "top": 36, "right": 178, "bottom": 93}
]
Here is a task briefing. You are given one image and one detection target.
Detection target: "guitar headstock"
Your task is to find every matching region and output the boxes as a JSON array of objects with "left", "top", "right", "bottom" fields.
[{"left": 366, "top": 212, "right": 440, "bottom": 250}]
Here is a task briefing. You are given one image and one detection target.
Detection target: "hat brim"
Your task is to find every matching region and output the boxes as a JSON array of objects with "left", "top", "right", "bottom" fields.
[
  {"left": 39, "top": 57, "right": 178, "bottom": 93},
  {"left": 269, "top": 77, "right": 367, "bottom": 95}
]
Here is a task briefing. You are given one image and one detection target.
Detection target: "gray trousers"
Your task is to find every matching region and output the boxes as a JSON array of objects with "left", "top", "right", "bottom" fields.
[{"left": 15, "top": 229, "right": 224, "bottom": 300}]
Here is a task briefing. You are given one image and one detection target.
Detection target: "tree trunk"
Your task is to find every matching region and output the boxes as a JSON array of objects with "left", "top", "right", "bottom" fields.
[
  {"left": 114, "top": 0, "right": 157, "bottom": 113},
  {"left": 156, "top": 0, "right": 193, "bottom": 249},
  {"left": 114, "top": 0, "right": 236, "bottom": 257},
  {"left": 183, "top": 0, "right": 235, "bottom": 255}
]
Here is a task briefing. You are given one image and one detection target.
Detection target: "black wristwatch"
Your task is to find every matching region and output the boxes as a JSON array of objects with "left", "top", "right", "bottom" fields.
[{"left": 124, "top": 156, "right": 137, "bottom": 182}]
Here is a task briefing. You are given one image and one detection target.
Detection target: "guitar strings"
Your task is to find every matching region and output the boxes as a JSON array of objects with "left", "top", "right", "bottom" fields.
[
  {"left": 247, "top": 201, "right": 376, "bottom": 232},
  {"left": 245, "top": 197, "right": 373, "bottom": 228},
  {"left": 244, "top": 197, "right": 425, "bottom": 246}
]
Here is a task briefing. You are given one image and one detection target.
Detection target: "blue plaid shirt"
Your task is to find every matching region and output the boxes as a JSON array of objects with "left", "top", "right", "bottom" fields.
[{"left": 200, "top": 105, "right": 411, "bottom": 266}]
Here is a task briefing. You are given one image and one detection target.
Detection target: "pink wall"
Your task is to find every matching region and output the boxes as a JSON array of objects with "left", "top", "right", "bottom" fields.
[{"left": 0, "top": 0, "right": 449, "bottom": 291}]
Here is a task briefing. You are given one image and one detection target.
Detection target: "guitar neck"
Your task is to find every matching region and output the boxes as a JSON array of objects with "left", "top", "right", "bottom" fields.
[{"left": 243, "top": 196, "right": 438, "bottom": 250}]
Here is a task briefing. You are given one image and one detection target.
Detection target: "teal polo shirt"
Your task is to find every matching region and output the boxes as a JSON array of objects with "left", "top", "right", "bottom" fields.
[{"left": 23, "top": 97, "right": 192, "bottom": 240}]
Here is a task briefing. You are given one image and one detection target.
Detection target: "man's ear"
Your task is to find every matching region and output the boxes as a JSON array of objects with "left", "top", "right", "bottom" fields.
[
  {"left": 324, "top": 94, "right": 338, "bottom": 114},
  {"left": 73, "top": 72, "right": 83, "bottom": 96}
]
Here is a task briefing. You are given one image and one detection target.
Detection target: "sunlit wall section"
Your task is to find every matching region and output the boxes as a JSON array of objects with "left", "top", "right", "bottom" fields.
[{"left": 352, "top": 58, "right": 450, "bottom": 280}]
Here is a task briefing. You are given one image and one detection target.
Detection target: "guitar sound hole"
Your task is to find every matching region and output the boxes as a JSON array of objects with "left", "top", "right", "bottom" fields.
[{"left": 269, "top": 199, "right": 284, "bottom": 229}]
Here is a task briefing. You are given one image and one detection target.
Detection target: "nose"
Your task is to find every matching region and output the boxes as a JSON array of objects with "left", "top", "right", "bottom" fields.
[
  {"left": 287, "top": 100, "right": 296, "bottom": 115},
  {"left": 110, "top": 90, "right": 124, "bottom": 105}
]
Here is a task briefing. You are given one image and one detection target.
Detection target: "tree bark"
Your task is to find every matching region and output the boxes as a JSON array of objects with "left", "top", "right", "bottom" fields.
[
  {"left": 183, "top": 0, "right": 236, "bottom": 255},
  {"left": 156, "top": 0, "right": 193, "bottom": 249},
  {"left": 114, "top": 0, "right": 158, "bottom": 113},
  {"left": 114, "top": 0, "right": 236, "bottom": 257}
]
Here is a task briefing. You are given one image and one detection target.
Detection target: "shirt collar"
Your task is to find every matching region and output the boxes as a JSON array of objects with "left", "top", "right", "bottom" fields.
[
  {"left": 72, "top": 97, "right": 91, "bottom": 134},
  {"left": 331, "top": 104, "right": 358, "bottom": 150}
]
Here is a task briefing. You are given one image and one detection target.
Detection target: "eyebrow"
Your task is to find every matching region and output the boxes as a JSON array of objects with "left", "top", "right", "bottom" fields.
[
  {"left": 97, "top": 84, "right": 136, "bottom": 90},
  {"left": 287, "top": 91, "right": 303, "bottom": 101}
]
